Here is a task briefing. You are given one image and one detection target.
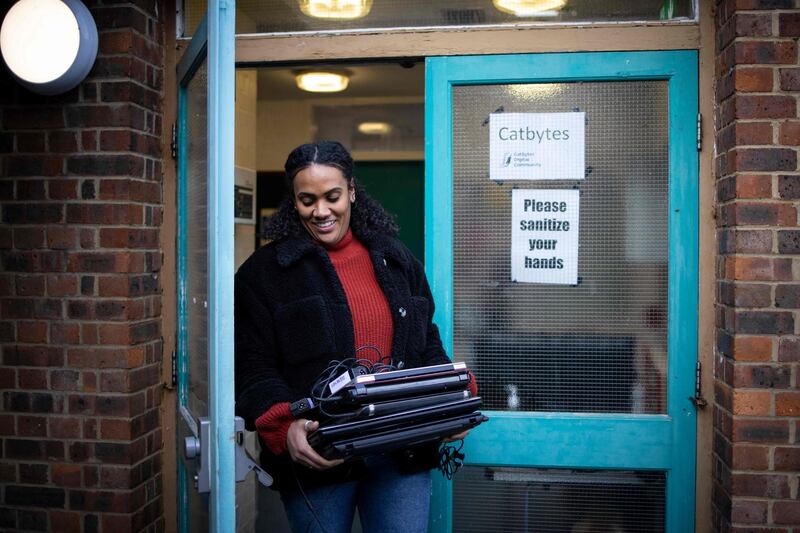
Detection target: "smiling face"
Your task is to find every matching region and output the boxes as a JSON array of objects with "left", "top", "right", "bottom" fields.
[{"left": 293, "top": 163, "right": 355, "bottom": 246}]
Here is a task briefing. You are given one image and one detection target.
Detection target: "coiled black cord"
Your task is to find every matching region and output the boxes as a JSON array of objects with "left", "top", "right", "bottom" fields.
[{"left": 438, "top": 440, "right": 465, "bottom": 480}]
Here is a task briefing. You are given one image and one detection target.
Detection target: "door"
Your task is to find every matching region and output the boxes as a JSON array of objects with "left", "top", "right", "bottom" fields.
[
  {"left": 426, "top": 51, "right": 698, "bottom": 532},
  {"left": 175, "top": 1, "right": 236, "bottom": 531}
]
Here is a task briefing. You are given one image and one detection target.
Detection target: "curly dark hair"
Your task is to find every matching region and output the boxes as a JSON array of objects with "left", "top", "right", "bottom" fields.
[{"left": 263, "top": 141, "right": 399, "bottom": 242}]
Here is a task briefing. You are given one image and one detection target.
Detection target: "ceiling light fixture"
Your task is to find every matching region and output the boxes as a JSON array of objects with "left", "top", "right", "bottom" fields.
[
  {"left": 295, "top": 71, "right": 350, "bottom": 93},
  {"left": 357, "top": 122, "right": 392, "bottom": 135},
  {"left": 493, "top": 0, "right": 566, "bottom": 17},
  {"left": 298, "top": 0, "right": 372, "bottom": 20},
  {"left": 0, "top": 0, "right": 98, "bottom": 95}
]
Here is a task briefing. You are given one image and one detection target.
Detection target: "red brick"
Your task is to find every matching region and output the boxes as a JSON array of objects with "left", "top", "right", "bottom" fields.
[
  {"left": 735, "top": 13, "right": 773, "bottom": 37},
  {"left": 47, "top": 131, "right": 77, "bottom": 153},
  {"left": 734, "top": 148, "right": 797, "bottom": 172},
  {"left": 731, "top": 473, "right": 790, "bottom": 499},
  {"left": 733, "top": 257, "right": 793, "bottom": 281},
  {"left": 17, "top": 416, "right": 47, "bottom": 437},
  {"left": 733, "top": 418, "right": 790, "bottom": 443},
  {"left": 98, "top": 323, "right": 132, "bottom": 345},
  {"left": 774, "top": 447, "right": 800, "bottom": 470},
  {"left": 733, "top": 390, "right": 771, "bottom": 415},
  {"left": 3, "top": 345, "right": 64, "bottom": 366},
  {"left": 16, "top": 179, "right": 46, "bottom": 200},
  {"left": 81, "top": 130, "right": 97, "bottom": 151},
  {"left": 13, "top": 228, "right": 45, "bottom": 250},
  {"left": 736, "top": 123, "right": 774, "bottom": 147},
  {"left": 734, "top": 174, "right": 771, "bottom": 200},
  {"left": 45, "top": 226, "right": 78, "bottom": 250},
  {"left": 46, "top": 274, "right": 78, "bottom": 296},
  {"left": 731, "top": 499, "right": 767, "bottom": 524},
  {"left": 778, "top": 12, "right": 800, "bottom": 36},
  {"left": 17, "top": 321, "right": 48, "bottom": 343},
  {"left": 778, "top": 337, "right": 800, "bottom": 361},
  {"left": 735, "top": 41, "right": 797, "bottom": 65},
  {"left": 775, "top": 392, "right": 800, "bottom": 416},
  {"left": 773, "top": 501, "right": 800, "bottom": 525},
  {"left": 6, "top": 155, "right": 63, "bottom": 177},
  {"left": 49, "top": 417, "right": 80, "bottom": 439},
  {"left": 736, "top": 95, "right": 797, "bottom": 119},
  {"left": 779, "top": 121, "right": 800, "bottom": 146},
  {"left": 732, "top": 445, "right": 770, "bottom": 470},
  {"left": 49, "top": 511, "right": 80, "bottom": 533},
  {"left": 101, "top": 419, "right": 133, "bottom": 440},
  {"left": 67, "top": 346, "right": 145, "bottom": 369},
  {"left": 16, "top": 132, "right": 46, "bottom": 152},
  {"left": 3, "top": 108, "right": 64, "bottom": 130},
  {"left": 780, "top": 68, "right": 800, "bottom": 91},
  {"left": 735, "top": 68, "right": 775, "bottom": 92},
  {"left": 50, "top": 323, "right": 80, "bottom": 344},
  {"left": 51, "top": 464, "right": 82, "bottom": 487}
]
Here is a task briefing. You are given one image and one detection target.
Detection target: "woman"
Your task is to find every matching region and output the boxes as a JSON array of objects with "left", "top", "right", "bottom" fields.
[{"left": 235, "top": 141, "right": 471, "bottom": 533}]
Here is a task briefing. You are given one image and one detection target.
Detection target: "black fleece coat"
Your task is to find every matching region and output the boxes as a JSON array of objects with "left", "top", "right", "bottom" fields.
[{"left": 234, "top": 230, "right": 450, "bottom": 487}]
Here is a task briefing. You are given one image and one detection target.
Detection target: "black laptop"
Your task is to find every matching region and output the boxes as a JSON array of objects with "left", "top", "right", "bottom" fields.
[
  {"left": 310, "top": 397, "right": 481, "bottom": 445},
  {"left": 316, "top": 412, "right": 488, "bottom": 460}
]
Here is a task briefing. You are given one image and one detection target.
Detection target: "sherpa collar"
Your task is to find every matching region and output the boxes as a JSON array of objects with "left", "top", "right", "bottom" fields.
[{"left": 275, "top": 231, "right": 409, "bottom": 269}]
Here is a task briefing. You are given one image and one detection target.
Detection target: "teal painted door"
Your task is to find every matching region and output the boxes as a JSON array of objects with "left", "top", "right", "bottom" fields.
[
  {"left": 425, "top": 52, "right": 698, "bottom": 532},
  {"left": 175, "top": 1, "right": 236, "bottom": 532}
]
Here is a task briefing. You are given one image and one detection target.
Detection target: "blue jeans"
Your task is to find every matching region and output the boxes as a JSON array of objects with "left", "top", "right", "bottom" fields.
[{"left": 280, "top": 455, "right": 432, "bottom": 533}]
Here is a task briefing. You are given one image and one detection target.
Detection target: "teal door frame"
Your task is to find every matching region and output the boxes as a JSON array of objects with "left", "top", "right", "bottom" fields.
[
  {"left": 176, "top": 0, "right": 236, "bottom": 531},
  {"left": 425, "top": 51, "right": 699, "bottom": 532}
]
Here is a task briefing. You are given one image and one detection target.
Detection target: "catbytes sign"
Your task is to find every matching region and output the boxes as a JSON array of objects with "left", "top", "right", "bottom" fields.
[
  {"left": 490, "top": 112, "right": 585, "bottom": 181},
  {"left": 511, "top": 189, "right": 580, "bottom": 285}
]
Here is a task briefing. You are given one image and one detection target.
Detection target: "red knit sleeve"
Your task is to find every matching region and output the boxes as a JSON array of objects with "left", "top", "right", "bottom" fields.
[
  {"left": 468, "top": 371, "right": 478, "bottom": 397},
  {"left": 255, "top": 402, "right": 293, "bottom": 456}
]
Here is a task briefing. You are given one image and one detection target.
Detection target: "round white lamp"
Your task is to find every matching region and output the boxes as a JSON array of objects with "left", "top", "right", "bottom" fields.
[{"left": 0, "top": 0, "right": 98, "bottom": 95}]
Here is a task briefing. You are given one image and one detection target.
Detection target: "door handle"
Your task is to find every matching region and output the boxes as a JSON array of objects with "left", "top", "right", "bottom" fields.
[{"left": 183, "top": 416, "right": 273, "bottom": 493}]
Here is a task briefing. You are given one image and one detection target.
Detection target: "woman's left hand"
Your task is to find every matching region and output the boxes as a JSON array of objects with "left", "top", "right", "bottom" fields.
[{"left": 442, "top": 430, "right": 469, "bottom": 443}]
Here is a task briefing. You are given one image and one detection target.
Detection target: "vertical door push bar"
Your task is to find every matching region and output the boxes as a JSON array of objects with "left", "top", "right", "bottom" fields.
[{"left": 184, "top": 416, "right": 273, "bottom": 493}]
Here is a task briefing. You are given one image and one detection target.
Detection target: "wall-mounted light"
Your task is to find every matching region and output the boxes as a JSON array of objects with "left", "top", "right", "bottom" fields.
[
  {"left": 295, "top": 71, "right": 350, "bottom": 93},
  {"left": 0, "top": 0, "right": 98, "bottom": 95},
  {"left": 493, "top": 0, "right": 566, "bottom": 17},
  {"left": 357, "top": 122, "right": 392, "bottom": 135},
  {"left": 298, "top": 0, "right": 372, "bottom": 20}
]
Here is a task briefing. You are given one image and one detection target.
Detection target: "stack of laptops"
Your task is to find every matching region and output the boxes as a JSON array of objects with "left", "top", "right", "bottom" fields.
[{"left": 305, "top": 361, "right": 488, "bottom": 460}]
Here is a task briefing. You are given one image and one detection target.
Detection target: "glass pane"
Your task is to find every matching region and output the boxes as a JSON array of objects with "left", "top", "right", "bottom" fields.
[
  {"left": 452, "top": 81, "right": 669, "bottom": 414},
  {"left": 454, "top": 467, "right": 666, "bottom": 533},
  {"left": 183, "top": 59, "right": 209, "bottom": 533},
  {"left": 186, "top": 62, "right": 210, "bottom": 420},
  {"left": 182, "top": 0, "right": 695, "bottom": 37}
]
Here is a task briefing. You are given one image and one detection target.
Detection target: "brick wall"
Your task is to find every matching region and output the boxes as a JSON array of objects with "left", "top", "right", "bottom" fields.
[
  {"left": 714, "top": 1, "right": 800, "bottom": 531},
  {"left": 0, "top": 1, "right": 166, "bottom": 531}
]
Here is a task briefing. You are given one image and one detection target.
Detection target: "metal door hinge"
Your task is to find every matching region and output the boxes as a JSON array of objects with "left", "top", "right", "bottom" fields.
[
  {"left": 696, "top": 113, "right": 702, "bottom": 152},
  {"left": 170, "top": 349, "right": 177, "bottom": 388},
  {"left": 171, "top": 123, "right": 178, "bottom": 160},
  {"left": 690, "top": 360, "right": 707, "bottom": 409}
]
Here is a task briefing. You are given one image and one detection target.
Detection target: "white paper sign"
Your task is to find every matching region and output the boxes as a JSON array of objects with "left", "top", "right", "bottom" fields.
[
  {"left": 511, "top": 189, "right": 580, "bottom": 285},
  {"left": 490, "top": 112, "right": 585, "bottom": 181}
]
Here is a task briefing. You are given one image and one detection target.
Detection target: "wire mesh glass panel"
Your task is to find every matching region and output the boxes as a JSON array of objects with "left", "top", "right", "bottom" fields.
[
  {"left": 186, "top": 62, "right": 209, "bottom": 419},
  {"left": 182, "top": 0, "right": 695, "bottom": 37},
  {"left": 453, "top": 467, "right": 666, "bottom": 533},
  {"left": 452, "top": 81, "right": 669, "bottom": 414}
]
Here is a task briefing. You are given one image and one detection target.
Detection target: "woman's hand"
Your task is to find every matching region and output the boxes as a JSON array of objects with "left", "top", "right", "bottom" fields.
[
  {"left": 286, "top": 419, "right": 344, "bottom": 470},
  {"left": 442, "top": 429, "right": 469, "bottom": 443}
]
